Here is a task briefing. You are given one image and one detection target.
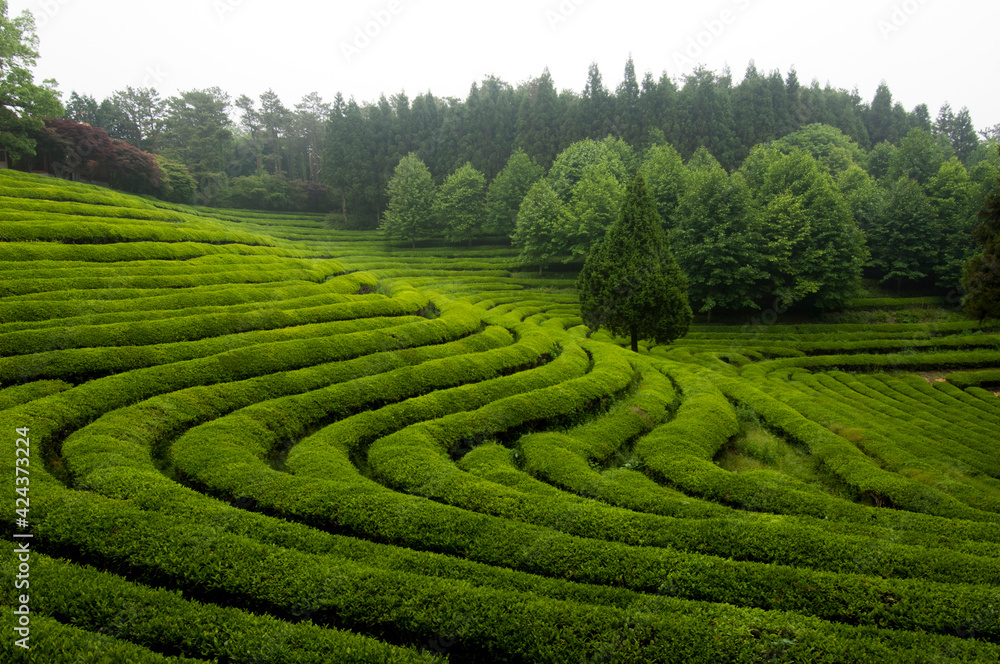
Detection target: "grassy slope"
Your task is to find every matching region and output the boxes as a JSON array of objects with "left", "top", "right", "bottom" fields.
[{"left": 2, "top": 170, "right": 1000, "bottom": 664}]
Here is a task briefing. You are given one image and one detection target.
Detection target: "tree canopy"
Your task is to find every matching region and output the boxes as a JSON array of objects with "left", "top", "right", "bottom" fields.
[
  {"left": 381, "top": 153, "right": 437, "bottom": 248},
  {"left": 0, "top": 0, "right": 62, "bottom": 162},
  {"left": 962, "top": 160, "right": 1000, "bottom": 321},
  {"left": 578, "top": 171, "right": 692, "bottom": 352}
]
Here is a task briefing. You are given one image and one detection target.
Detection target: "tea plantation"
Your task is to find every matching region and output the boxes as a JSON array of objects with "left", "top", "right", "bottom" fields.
[{"left": 2, "top": 169, "right": 999, "bottom": 663}]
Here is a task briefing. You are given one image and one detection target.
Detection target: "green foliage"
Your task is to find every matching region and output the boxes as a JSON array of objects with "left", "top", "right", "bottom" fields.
[
  {"left": 0, "top": 1, "right": 63, "bottom": 161},
  {"left": 866, "top": 141, "right": 897, "bottom": 181},
  {"left": 868, "top": 176, "right": 939, "bottom": 286},
  {"left": 161, "top": 87, "right": 234, "bottom": 190},
  {"left": 512, "top": 178, "right": 572, "bottom": 272},
  {"left": 889, "top": 128, "right": 946, "bottom": 186},
  {"left": 771, "top": 123, "right": 867, "bottom": 176},
  {"left": 5, "top": 172, "right": 1000, "bottom": 664},
  {"left": 673, "top": 164, "right": 764, "bottom": 314},
  {"left": 927, "top": 157, "right": 978, "bottom": 289},
  {"left": 380, "top": 152, "right": 437, "bottom": 247},
  {"left": 435, "top": 161, "right": 486, "bottom": 245},
  {"left": 484, "top": 148, "right": 543, "bottom": 236},
  {"left": 836, "top": 166, "right": 885, "bottom": 233},
  {"left": 547, "top": 136, "right": 634, "bottom": 203},
  {"left": 963, "top": 166, "right": 1000, "bottom": 321},
  {"left": 578, "top": 172, "right": 692, "bottom": 351},
  {"left": 638, "top": 141, "right": 689, "bottom": 230},
  {"left": 566, "top": 162, "right": 624, "bottom": 260},
  {"left": 741, "top": 146, "right": 867, "bottom": 309},
  {"left": 154, "top": 154, "right": 197, "bottom": 204}
]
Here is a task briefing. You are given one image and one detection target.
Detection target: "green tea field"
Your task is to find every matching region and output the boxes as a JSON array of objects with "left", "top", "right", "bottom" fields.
[{"left": 3, "top": 169, "right": 1000, "bottom": 663}]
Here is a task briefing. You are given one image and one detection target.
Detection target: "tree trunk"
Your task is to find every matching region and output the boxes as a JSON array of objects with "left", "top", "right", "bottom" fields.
[
  {"left": 539, "top": 264, "right": 543, "bottom": 277},
  {"left": 631, "top": 329, "right": 639, "bottom": 353},
  {"left": 342, "top": 191, "right": 348, "bottom": 225}
]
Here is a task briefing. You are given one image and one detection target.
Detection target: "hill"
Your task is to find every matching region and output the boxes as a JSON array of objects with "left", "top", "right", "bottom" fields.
[{"left": 2, "top": 170, "right": 1000, "bottom": 663}]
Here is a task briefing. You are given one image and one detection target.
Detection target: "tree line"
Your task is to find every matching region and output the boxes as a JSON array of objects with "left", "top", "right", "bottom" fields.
[
  {"left": 381, "top": 123, "right": 1000, "bottom": 316},
  {"left": 6, "top": 35, "right": 996, "bottom": 219}
]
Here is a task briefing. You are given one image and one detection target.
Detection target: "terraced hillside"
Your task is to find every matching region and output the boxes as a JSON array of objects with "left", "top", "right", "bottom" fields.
[{"left": 2, "top": 169, "right": 1000, "bottom": 663}]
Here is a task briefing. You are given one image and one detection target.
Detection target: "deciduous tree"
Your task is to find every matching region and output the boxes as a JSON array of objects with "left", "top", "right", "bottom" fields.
[
  {"left": 0, "top": 1, "right": 62, "bottom": 162},
  {"left": 381, "top": 153, "right": 437, "bottom": 248},
  {"left": 962, "top": 165, "right": 1000, "bottom": 321},
  {"left": 485, "top": 148, "right": 543, "bottom": 237},
  {"left": 436, "top": 162, "right": 487, "bottom": 245},
  {"left": 513, "top": 179, "right": 572, "bottom": 274}
]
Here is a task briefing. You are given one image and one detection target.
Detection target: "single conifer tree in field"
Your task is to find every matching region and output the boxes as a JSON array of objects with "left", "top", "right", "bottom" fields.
[{"left": 578, "top": 171, "right": 693, "bottom": 352}]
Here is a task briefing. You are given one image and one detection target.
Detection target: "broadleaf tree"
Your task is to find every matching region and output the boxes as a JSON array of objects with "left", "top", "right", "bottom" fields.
[
  {"left": 512, "top": 179, "right": 572, "bottom": 274},
  {"left": 381, "top": 153, "right": 437, "bottom": 248},
  {"left": 485, "top": 149, "right": 543, "bottom": 237},
  {"left": 672, "top": 165, "right": 764, "bottom": 316},
  {"left": 0, "top": 0, "right": 62, "bottom": 163},
  {"left": 436, "top": 161, "right": 487, "bottom": 245},
  {"left": 962, "top": 161, "right": 1000, "bottom": 321},
  {"left": 578, "top": 171, "right": 692, "bottom": 352}
]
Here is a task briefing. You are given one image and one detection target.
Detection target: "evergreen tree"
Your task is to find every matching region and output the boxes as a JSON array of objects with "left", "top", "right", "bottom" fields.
[
  {"left": 949, "top": 107, "right": 980, "bottom": 165},
  {"left": 259, "top": 89, "right": 289, "bottom": 176},
  {"left": 614, "top": 55, "right": 642, "bottom": 145},
  {"left": 381, "top": 153, "right": 436, "bottom": 248},
  {"left": 638, "top": 71, "right": 678, "bottom": 149},
  {"left": 514, "top": 69, "right": 560, "bottom": 169},
  {"left": 866, "top": 81, "right": 896, "bottom": 146},
  {"left": 162, "top": 87, "right": 233, "bottom": 194},
  {"left": 677, "top": 67, "right": 740, "bottom": 169},
  {"left": 578, "top": 172, "right": 692, "bottom": 352},
  {"left": 732, "top": 61, "right": 777, "bottom": 162},
  {"left": 963, "top": 163, "right": 1000, "bottom": 320},
  {"left": 458, "top": 75, "right": 517, "bottom": 180},
  {"left": 580, "top": 62, "right": 612, "bottom": 139},
  {"left": 436, "top": 162, "right": 487, "bottom": 245}
]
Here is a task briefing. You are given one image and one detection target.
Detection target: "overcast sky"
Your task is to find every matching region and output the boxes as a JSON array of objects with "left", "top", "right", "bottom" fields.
[{"left": 10, "top": 0, "right": 1000, "bottom": 133}]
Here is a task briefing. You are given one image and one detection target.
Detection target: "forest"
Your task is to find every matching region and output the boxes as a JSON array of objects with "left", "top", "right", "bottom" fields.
[{"left": 11, "top": 57, "right": 990, "bottom": 315}]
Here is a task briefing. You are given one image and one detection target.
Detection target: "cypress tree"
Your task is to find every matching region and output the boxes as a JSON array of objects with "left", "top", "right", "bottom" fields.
[{"left": 578, "top": 172, "right": 692, "bottom": 352}]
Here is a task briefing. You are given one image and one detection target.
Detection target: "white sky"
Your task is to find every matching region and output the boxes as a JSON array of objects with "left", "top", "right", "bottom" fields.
[{"left": 9, "top": 0, "right": 1000, "bottom": 132}]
